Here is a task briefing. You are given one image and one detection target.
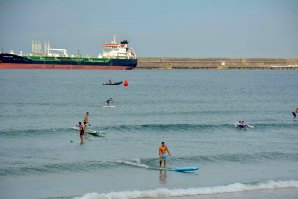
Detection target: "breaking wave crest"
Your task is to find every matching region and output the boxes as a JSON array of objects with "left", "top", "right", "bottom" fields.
[
  {"left": 112, "top": 159, "right": 149, "bottom": 169},
  {"left": 75, "top": 180, "right": 298, "bottom": 199}
]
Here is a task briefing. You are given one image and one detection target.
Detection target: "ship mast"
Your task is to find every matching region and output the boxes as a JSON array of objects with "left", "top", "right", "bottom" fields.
[{"left": 113, "top": 34, "right": 116, "bottom": 44}]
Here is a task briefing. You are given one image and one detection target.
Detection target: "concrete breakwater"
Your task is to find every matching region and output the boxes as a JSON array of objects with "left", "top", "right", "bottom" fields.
[{"left": 137, "top": 57, "right": 298, "bottom": 69}]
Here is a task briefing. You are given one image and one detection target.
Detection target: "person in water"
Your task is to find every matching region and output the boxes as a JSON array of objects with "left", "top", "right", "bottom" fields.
[
  {"left": 238, "top": 121, "right": 247, "bottom": 128},
  {"left": 78, "top": 122, "right": 84, "bottom": 144},
  {"left": 159, "top": 142, "right": 171, "bottom": 168},
  {"left": 292, "top": 108, "right": 298, "bottom": 119},
  {"left": 106, "top": 98, "right": 113, "bottom": 106}
]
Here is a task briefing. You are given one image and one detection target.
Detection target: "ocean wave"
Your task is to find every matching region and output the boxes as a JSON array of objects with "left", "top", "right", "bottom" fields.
[
  {"left": 75, "top": 180, "right": 298, "bottom": 199},
  {"left": 0, "top": 126, "right": 106, "bottom": 137},
  {"left": 0, "top": 160, "right": 108, "bottom": 176},
  {"left": 251, "top": 123, "right": 298, "bottom": 129},
  {"left": 0, "top": 159, "right": 149, "bottom": 176},
  {"left": 1, "top": 122, "right": 297, "bottom": 137},
  {"left": 2, "top": 152, "right": 298, "bottom": 176},
  {"left": 101, "top": 122, "right": 298, "bottom": 132},
  {"left": 143, "top": 152, "right": 298, "bottom": 165},
  {"left": 102, "top": 123, "right": 235, "bottom": 132},
  {"left": 0, "top": 127, "right": 72, "bottom": 137}
]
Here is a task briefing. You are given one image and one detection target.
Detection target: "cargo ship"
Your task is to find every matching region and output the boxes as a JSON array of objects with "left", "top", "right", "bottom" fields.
[{"left": 0, "top": 36, "right": 137, "bottom": 70}]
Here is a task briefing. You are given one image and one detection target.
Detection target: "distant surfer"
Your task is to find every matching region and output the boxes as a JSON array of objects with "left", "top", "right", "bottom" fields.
[
  {"left": 292, "top": 108, "right": 298, "bottom": 119},
  {"left": 237, "top": 121, "right": 247, "bottom": 128},
  {"left": 78, "top": 122, "right": 84, "bottom": 144},
  {"left": 159, "top": 142, "right": 171, "bottom": 168},
  {"left": 106, "top": 98, "right": 113, "bottom": 106}
]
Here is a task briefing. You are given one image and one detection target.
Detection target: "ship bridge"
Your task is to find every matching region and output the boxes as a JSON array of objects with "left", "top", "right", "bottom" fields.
[{"left": 102, "top": 36, "right": 136, "bottom": 59}]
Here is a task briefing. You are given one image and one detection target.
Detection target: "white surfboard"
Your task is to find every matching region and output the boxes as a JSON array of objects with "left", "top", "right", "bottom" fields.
[
  {"left": 72, "top": 126, "right": 105, "bottom": 136},
  {"left": 234, "top": 123, "right": 254, "bottom": 129},
  {"left": 101, "top": 105, "right": 118, "bottom": 108}
]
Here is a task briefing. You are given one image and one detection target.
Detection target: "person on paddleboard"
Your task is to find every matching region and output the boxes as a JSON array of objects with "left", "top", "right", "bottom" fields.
[
  {"left": 159, "top": 142, "right": 171, "bottom": 168},
  {"left": 292, "top": 108, "right": 298, "bottom": 119},
  {"left": 83, "top": 112, "right": 89, "bottom": 127},
  {"left": 106, "top": 98, "right": 113, "bottom": 106},
  {"left": 78, "top": 122, "right": 84, "bottom": 144},
  {"left": 83, "top": 112, "right": 89, "bottom": 137}
]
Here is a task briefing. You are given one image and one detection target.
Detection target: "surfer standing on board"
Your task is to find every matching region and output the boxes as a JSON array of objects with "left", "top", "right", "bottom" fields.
[
  {"left": 159, "top": 142, "right": 171, "bottom": 168},
  {"left": 292, "top": 108, "right": 298, "bottom": 119},
  {"left": 83, "top": 112, "right": 89, "bottom": 138},
  {"left": 83, "top": 112, "right": 89, "bottom": 127}
]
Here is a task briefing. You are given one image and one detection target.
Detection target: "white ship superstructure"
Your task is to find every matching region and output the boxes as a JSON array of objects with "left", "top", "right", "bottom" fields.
[{"left": 102, "top": 35, "right": 136, "bottom": 59}]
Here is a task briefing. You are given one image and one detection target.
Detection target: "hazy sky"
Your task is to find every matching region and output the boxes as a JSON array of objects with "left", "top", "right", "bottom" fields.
[{"left": 0, "top": 0, "right": 297, "bottom": 57}]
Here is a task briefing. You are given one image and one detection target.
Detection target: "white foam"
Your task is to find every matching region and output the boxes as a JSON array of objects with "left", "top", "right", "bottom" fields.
[
  {"left": 75, "top": 180, "right": 298, "bottom": 199},
  {"left": 71, "top": 126, "right": 78, "bottom": 130},
  {"left": 113, "top": 159, "right": 149, "bottom": 169}
]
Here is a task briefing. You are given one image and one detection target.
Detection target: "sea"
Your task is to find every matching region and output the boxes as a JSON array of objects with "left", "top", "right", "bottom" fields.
[{"left": 0, "top": 69, "right": 298, "bottom": 199}]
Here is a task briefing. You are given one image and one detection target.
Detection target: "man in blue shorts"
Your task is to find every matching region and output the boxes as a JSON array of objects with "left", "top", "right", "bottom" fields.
[{"left": 159, "top": 142, "right": 171, "bottom": 168}]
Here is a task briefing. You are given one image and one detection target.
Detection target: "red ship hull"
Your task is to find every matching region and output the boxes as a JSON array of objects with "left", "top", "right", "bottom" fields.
[{"left": 0, "top": 63, "right": 134, "bottom": 70}]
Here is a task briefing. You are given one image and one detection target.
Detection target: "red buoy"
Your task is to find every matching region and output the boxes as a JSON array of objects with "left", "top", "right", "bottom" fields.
[{"left": 124, "top": 80, "right": 128, "bottom": 86}]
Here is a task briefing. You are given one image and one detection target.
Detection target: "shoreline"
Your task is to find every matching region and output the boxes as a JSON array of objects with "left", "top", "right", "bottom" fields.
[
  {"left": 166, "top": 188, "right": 298, "bottom": 199},
  {"left": 137, "top": 57, "right": 298, "bottom": 70}
]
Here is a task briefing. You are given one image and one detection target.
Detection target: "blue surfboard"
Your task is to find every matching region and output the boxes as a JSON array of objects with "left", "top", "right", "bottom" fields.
[
  {"left": 153, "top": 166, "right": 199, "bottom": 172},
  {"left": 169, "top": 166, "right": 199, "bottom": 172}
]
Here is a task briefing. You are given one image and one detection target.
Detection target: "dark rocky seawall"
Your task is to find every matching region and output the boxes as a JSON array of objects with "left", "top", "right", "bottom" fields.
[{"left": 137, "top": 57, "right": 298, "bottom": 69}]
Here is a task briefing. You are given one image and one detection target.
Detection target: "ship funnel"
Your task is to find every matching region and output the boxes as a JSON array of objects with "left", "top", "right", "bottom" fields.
[{"left": 121, "top": 40, "right": 129, "bottom": 44}]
